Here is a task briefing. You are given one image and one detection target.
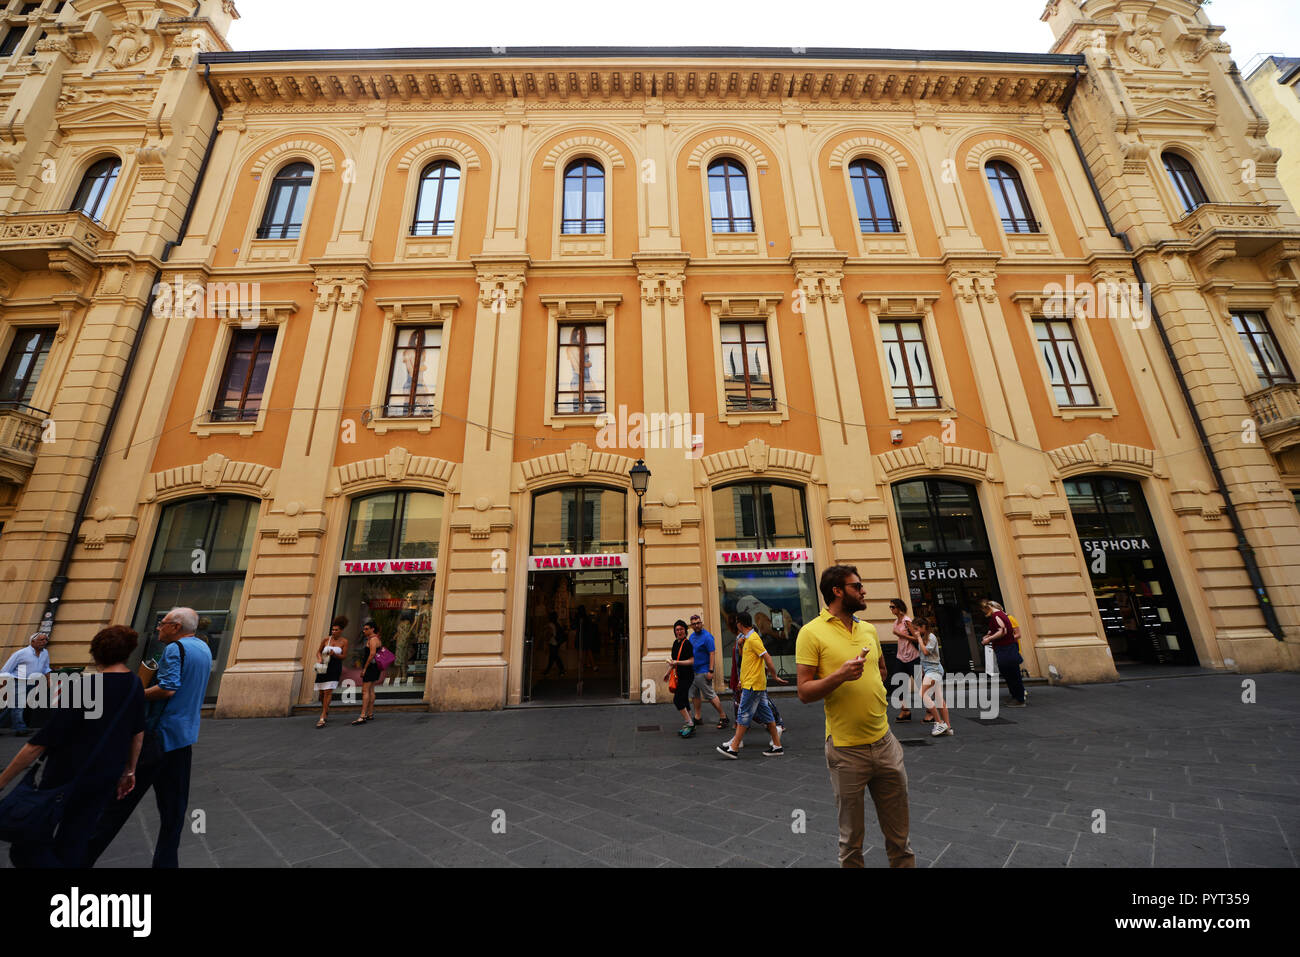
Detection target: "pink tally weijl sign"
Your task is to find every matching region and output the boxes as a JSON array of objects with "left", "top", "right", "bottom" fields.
[
  {"left": 528, "top": 553, "right": 630, "bottom": 571},
  {"left": 338, "top": 559, "right": 437, "bottom": 576},
  {"left": 716, "top": 549, "right": 813, "bottom": 565}
]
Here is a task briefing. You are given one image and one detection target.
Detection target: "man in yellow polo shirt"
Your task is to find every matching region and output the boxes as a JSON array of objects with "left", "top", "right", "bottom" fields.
[{"left": 795, "top": 564, "right": 915, "bottom": 868}]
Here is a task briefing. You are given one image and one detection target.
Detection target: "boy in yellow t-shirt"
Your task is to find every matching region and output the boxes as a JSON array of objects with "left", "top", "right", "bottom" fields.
[{"left": 716, "top": 611, "right": 787, "bottom": 759}]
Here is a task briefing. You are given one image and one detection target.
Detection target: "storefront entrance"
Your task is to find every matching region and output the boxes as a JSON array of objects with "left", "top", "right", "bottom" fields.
[
  {"left": 522, "top": 485, "right": 631, "bottom": 703},
  {"left": 129, "top": 495, "right": 260, "bottom": 703},
  {"left": 712, "top": 483, "right": 819, "bottom": 684},
  {"left": 893, "top": 479, "right": 1005, "bottom": 673},
  {"left": 1067, "top": 476, "right": 1198, "bottom": 666},
  {"left": 524, "top": 566, "right": 629, "bottom": 702}
]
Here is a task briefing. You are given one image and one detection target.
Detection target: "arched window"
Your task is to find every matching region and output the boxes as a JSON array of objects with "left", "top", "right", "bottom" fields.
[
  {"left": 848, "top": 159, "right": 899, "bottom": 232},
  {"left": 531, "top": 486, "right": 626, "bottom": 554},
  {"left": 561, "top": 159, "right": 604, "bottom": 234},
  {"left": 69, "top": 157, "right": 120, "bottom": 222},
  {"left": 131, "top": 495, "right": 261, "bottom": 701},
  {"left": 1162, "top": 151, "right": 1209, "bottom": 214},
  {"left": 712, "top": 482, "right": 809, "bottom": 551},
  {"left": 256, "top": 162, "right": 313, "bottom": 239},
  {"left": 343, "top": 490, "right": 444, "bottom": 561},
  {"left": 707, "top": 158, "right": 754, "bottom": 233},
  {"left": 412, "top": 160, "right": 460, "bottom": 236},
  {"left": 984, "top": 160, "right": 1039, "bottom": 233}
]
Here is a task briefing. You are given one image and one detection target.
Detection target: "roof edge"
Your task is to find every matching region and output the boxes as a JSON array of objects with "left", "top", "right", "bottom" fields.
[{"left": 199, "top": 45, "right": 1086, "bottom": 67}]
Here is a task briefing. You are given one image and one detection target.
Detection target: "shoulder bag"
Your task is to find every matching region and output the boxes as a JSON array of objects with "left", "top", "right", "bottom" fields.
[
  {"left": 0, "top": 689, "right": 134, "bottom": 844},
  {"left": 139, "top": 639, "right": 187, "bottom": 774}
]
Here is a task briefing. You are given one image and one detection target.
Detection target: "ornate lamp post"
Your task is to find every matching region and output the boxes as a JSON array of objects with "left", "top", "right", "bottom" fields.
[{"left": 629, "top": 459, "right": 651, "bottom": 701}]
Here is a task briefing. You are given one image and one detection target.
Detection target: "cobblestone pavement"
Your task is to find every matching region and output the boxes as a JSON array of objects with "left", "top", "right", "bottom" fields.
[{"left": 2, "top": 672, "right": 1296, "bottom": 868}]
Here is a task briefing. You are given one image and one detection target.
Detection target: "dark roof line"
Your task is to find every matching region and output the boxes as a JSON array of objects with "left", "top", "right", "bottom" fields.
[{"left": 199, "top": 45, "right": 1085, "bottom": 68}]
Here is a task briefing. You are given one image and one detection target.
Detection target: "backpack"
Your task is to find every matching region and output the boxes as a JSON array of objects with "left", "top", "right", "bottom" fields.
[{"left": 729, "top": 633, "right": 745, "bottom": 694}]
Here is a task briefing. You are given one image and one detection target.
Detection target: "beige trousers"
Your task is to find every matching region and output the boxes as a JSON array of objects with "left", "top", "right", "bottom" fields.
[{"left": 825, "top": 731, "right": 915, "bottom": 868}]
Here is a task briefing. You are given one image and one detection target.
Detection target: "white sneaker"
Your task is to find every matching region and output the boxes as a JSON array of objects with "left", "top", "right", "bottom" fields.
[{"left": 930, "top": 722, "right": 948, "bottom": 737}]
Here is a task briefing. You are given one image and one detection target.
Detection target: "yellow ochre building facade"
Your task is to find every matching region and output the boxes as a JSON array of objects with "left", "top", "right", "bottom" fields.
[{"left": 0, "top": 0, "right": 1298, "bottom": 717}]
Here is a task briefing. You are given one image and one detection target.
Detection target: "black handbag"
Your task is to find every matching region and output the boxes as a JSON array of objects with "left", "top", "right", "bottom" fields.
[
  {"left": 138, "top": 639, "right": 186, "bottom": 775},
  {"left": 0, "top": 691, "right": 133, "bottom": 845}
]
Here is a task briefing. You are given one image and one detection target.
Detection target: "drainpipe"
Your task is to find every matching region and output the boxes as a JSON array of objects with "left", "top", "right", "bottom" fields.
[
  {"left": 43, "top": 64, "right": 225, "bottom": 630},
  {"left": 1060, "top": 67, "right": 1284, "bottom": 641}
]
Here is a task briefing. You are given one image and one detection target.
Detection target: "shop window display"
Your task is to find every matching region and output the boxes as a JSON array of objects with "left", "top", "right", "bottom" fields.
[{"left": 331, "top": 491, "right": 443, "bottom": 697}]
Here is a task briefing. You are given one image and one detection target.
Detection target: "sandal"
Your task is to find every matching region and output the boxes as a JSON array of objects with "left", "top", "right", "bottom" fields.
[
  {"left": 351, "top": 716, "right": 367, "bottom": 726},
  {"left": 315, "top": 718, "right": 327, "bottom": 728},
  {"left": 898, "top": 709, "right": 911, "bottom": 720},
  {"left": 364, "top": 714, "right": 375, "bottom": 722},
  {"left": 716, "top": 717, "right": 730, "bottom": 730}
]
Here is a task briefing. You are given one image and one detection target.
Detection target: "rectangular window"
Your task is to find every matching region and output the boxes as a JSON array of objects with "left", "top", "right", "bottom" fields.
[
  {"left": 1232, "top": 311, "right": 1294, "bottom": 389},
  {"left": 1034, "top": 319, "right": 1096, "bottom": 407},
  {"left": 721, "top": 321, "right": 776, "bottom": 411},
  {"left": 555, "top": 323, "right": 605, "bottom": 414},
  {"left": 211, "top": 328, "right": 276, "bottom": 421},
  {"left": 0, "top": 326, "right": 57, "bottom": 407},
  {"left": 385, "top": 325, "right": 441, "bottom": 417},
  {"left": 880, "top": 320, "right": 939, "bottom": 409},
  {"left": 0, "top": 29, "right": 24, "bottom": 57}
]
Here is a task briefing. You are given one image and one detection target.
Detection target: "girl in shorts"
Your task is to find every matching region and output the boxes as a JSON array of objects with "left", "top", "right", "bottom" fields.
[{"left": 913, "top": 617, "right": 952, "bottom": 737}]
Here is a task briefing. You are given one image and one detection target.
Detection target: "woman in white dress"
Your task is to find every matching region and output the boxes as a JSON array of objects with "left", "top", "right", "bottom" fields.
[{"left": 314, "top": 616, "right": 349, "bottom": 728}]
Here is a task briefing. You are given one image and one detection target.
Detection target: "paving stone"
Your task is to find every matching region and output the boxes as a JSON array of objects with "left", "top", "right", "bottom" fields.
[
  {"left": 1153, "top": 830, "right": 1229, "bottom": 868},
  {"left": 932, "top": 842, "right": 1010, "bottom": 867},
  {"left": 296, "top": 847, "right": 372, "bottom": 868},
  {"left": 588, "top": 842, "right": 670, "bottom": 867},
  {"left": 995, "top": 820, "right": 1079, "bottom": 850},
  {"left": 1222, "top": 825, "right": 1296, "bottom": 868},
  {"left": 1007, "top": 842, "right": 1073, "bottom": 867},
  {"left": 507, "top": 841, "right": 604, "bottom": 868},
  {"left": 2, "top": 672, "right": 1296, "bottom": 869}
]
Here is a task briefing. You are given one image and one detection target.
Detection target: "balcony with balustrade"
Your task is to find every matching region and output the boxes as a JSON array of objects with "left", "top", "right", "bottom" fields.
[
  {"left": 1245, "top": 381, "right": 1300, "bottom": 454},
  {"left": 0, "top": 403, "right": 47, "bottom": 485},
  {"left": 0, "top": 210, "right": 112, "bottom": 282}
]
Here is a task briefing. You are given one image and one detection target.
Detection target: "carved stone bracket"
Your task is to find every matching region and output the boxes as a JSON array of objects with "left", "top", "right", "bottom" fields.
[
  {"left": 1171, "top": 479, "right": 1224, "bottom": 521},
  {"left": 946, "top": 265, "right": 999, "bottom": 304},
  {"left": 474, "top": 264, "right": 527, "bottom": 308},
  {"left": 793, "top": 260, "right": 846, "bottom": 304},
  {"left": 313, "top": 271, "right": 368, "bottom": 311}
]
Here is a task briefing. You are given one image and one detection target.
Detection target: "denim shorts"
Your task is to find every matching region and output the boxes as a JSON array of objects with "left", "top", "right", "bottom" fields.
[
  {"left": 736, "top": 688, "right": 774, "bottom": 728},
  {"left": 921, "top": 661, "right": 944, "bottom": 680}
]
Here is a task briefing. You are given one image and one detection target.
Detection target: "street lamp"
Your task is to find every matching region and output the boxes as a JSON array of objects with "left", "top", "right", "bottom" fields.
[
  {"left": 628, "top": 459, "right": 651, "bottom": 703},
  {"left": 629, "top": 458, "right": 651, "bottom": 526}
]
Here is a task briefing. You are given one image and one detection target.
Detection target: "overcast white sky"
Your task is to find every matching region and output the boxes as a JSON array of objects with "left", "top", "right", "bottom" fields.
[{"left": 226, "top": 0, "right": 1298, "bottom": 76}]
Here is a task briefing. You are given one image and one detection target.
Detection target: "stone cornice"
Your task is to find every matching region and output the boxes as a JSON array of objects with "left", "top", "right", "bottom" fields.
[{"left": 201, "top": 60, "right": 1078, "bottom": 111}]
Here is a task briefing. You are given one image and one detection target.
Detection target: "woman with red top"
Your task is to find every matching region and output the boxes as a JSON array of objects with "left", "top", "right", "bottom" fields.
[{"left": 980, "top": 600, "right": 1026, "bottom": 706}]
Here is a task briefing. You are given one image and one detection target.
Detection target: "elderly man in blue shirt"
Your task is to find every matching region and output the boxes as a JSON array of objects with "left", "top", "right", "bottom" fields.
[
  {"left": 0, "top": 633, "right": 52, "bottom": 737},
  {"left": 88, "top": 607, "right": 212, "bottom": 868}
]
